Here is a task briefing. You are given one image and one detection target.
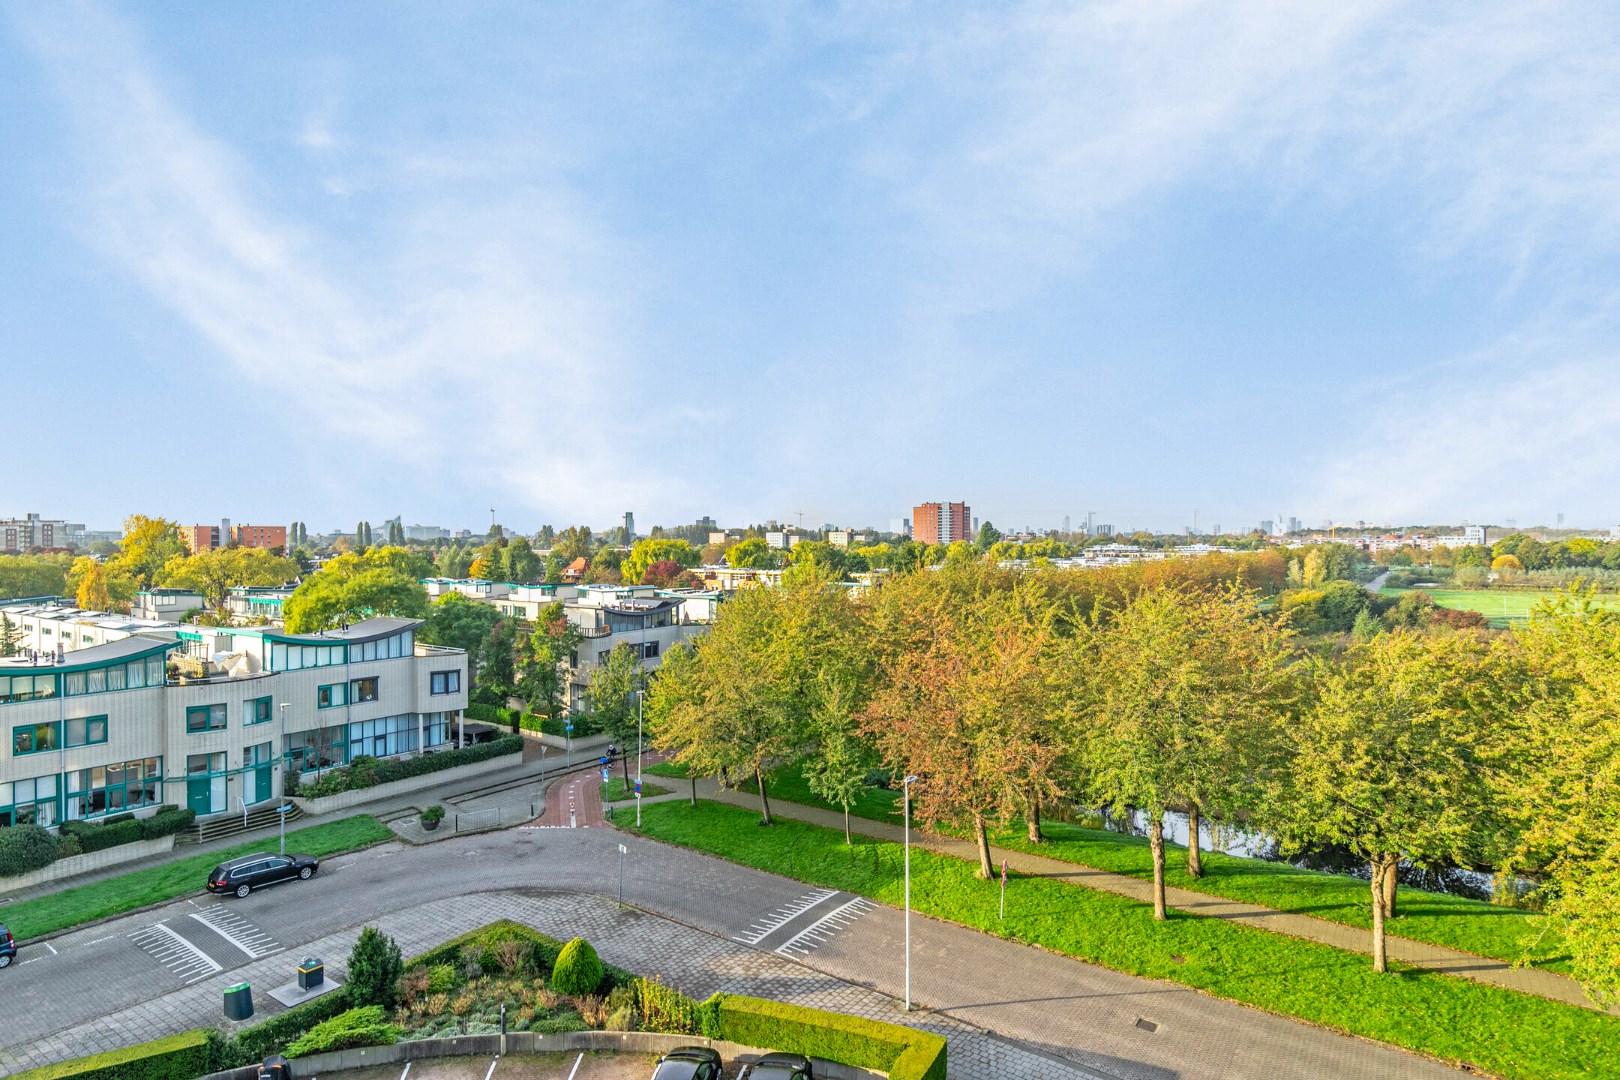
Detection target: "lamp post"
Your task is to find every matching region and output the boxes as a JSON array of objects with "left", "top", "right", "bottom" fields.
[
  {"left": 902, "top": 774, "right": 919, "bottom": 1012},
  {"left": 635, "top": 688, "right": 644, "bottom": 828}
]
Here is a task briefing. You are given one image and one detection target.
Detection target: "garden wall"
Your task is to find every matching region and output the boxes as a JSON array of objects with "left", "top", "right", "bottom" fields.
[{"left": 0, "top": 835, "right": 174, "bottom": 895}]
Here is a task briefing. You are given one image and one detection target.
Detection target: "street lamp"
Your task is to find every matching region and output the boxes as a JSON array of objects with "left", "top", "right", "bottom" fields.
[
  {"left": 635, "top": 688, "right": 644, "bottom": 828},
  {"left": 902, "top": 774, "right": 919, "bottom": 1012}
]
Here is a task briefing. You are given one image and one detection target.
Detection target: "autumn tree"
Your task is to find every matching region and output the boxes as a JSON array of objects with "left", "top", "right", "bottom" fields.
[
  {"left": 160, "top": 547, "right": 299, "bottom": 611},
  {"left": 74, "top": 558, "right": 111, "bottom": 611},
  {"left": 724, "top": 537, "right": 778, "bottom": 570},
  {"left": 622, "top": 538, "right": 699, "bottom": 585},
  {"left": 282, "top": 547, "right": 430, "bottom": 633},
  {"left": 585, "top": 642, "right": 648, "bottom": 784},
  {"left": 111, "top": 516, "right": 186, "bottom": 589}
]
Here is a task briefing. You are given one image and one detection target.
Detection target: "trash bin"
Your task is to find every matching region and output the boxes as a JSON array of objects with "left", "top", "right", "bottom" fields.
[
  {"left": 223, "top": 982, "right": 254, "bottom": 1021},
  {"left": 258, "top": 1054, "right": 291, "bottom": 1080},
  {"left": 297, "top": 957, "right": 324, "bottom": 991}
]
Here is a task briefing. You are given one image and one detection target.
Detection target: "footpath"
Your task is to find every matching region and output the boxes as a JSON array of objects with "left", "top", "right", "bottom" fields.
[{"left": 675, "top": 779, "right": 1607, "bottom": 1013}]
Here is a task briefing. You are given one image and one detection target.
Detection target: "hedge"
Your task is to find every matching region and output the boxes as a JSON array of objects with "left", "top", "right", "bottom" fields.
[
  {"left": 466, "top": 702, "right": 582, "bottom": 739},
  {"left": 711, "top": 995, "right": 947, "bottom": 1080},
  {"left": 406, "top": 920, "right": 633, "bottom": 992},
  {"left": 295, "top": 735, "right": 523, "bottom": 797},
  {"left": 60, "top": 806, "right": 195, "bottom": 855},
  {"left": 0, "top": 824, "right": 58, "bottom": 876},
  {"left": 285, "top": 1005, "right": 399, "bottom": 1057},
  {"left": 8, "top": 1029, "right": 210, "bottom": 1080},
  {"left": 208, "top": 988, "right": 352, "bottom": 1068}
]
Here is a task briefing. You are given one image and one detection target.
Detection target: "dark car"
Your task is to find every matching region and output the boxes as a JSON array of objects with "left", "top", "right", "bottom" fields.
[
  {"left": 0, "top": 923, "right": 15, "bottom": 969},
  {"left": 743, "top": 1053, "right": 813, "bottom": 1080},
  {"left": 650, "top": 1046, "right": 723, "bottom": 1080},
  {"left": 207, "top": 853, "right": 320, "bottom": 898}
]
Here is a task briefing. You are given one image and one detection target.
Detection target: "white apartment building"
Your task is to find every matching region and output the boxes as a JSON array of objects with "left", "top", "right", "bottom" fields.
[
  {"left": 563, "top": 586, "right": 708, "bottom": 711},
  {"left": 0, "top": 617, "right": 467, "bottom": 827},
  {"left": 422, "top": 578, "right": 515, "bottom": 601},
  {"left": 131, "top": 588, "right": 208, "bottom": 621},
  {"left": 488, "top": 583, "right": 579, "bottom": 622},
  {"left": 1, "top": 600, "right": 179, "bottom": 655}
]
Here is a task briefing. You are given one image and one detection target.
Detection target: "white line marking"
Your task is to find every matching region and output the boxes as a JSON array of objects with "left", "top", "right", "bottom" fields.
[
  {"left": 83, "top": 935, "right": 114, "bottom": 946},
  {"left": 43, "top": 942, "right": 56, "bottom": 955},
  {"left": 733, "top": 888, "right": 839, "bottom": 945},
  {"left": 189, "top": 908, "right": 284, "bottom": 959},
  {"left": 400, "top": 1062, "right": 411, "bottom": 1080},
  {"left": 776, "top": 896, "right": 878, "bottom": 957},
  {"left": 566, "top": 1051, "right": 585, "bottom": 1080},
  {"left": 130, "top": 923, "right": 223, "bottom": 983},
  {"left": 484, "top": 1058, "right": 499, "bottom": 1080}
]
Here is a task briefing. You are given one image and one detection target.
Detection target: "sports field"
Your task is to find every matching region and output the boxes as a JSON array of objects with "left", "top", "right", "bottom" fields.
[{"left": 1379, "top": 587, "right": 1620, "bottom": 627}]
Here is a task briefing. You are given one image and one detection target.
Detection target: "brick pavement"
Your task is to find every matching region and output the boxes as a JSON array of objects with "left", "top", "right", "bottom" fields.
[{"left": 692, "top": 780, "right": 1609, "bottom": 1013}]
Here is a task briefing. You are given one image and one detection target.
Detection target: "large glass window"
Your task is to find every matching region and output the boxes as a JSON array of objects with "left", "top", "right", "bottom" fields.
[
  {"left": 430, "top": 670, "right": 461, "bottom": 695},
  {"left": 0, "top": 674, "right": 57, "bottom": 703},
  {"left": 246, "top": 696, "right": 273, "bottom": 725},
  {"left": 0, "top": 776, "right": 58, "bottom": 827},
  {"left": 186, "top": 704, "right": 227, "bottom": 733},
  {"left": 317, "top": 683, "right": 347, "bottom": 709},
  {"left": 285, "top": 727, "right": 347, "bottom": 773},
  {"left": 13, "top": 721, "right": 59, "bottom": 755},
  {"left": 350, "top": 677, "right": 378, "bottom": 704},
  {"left": 348, "top": 715, "right": 419, "bottom": 760},
  {"left": 270, "top": 642, "right": 348, "bottom": 672},
  {"left": 60, "top": 656, "right": 162, "bottom": 697},
  {"left": 245, "top": 742, "right": 274, "bottom": 768},
  {"left": 65, "top": 716, "right": 108, "bottom": 748},
  {"left": 187, "top": 751, "right": 225, "bottom": 776},
  {"left": 65, "top": 758, "right": 161, "bottom": 819}
]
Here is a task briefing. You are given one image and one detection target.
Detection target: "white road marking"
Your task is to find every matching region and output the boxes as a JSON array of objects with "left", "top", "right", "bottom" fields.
[
  {"left": 83, "top": 936, "right": 114, "bottom": 946},
  {"left": 566, "top": 1052, "right": 585, "bottom": 1080},
  {"left": 776, "top": 896, "right": 879, "bottom": 957},
  {"left": 43, "top": 942, "right": 56, "bottom": 955},
  {"left": 400, "top": 1062, "right": 411, "bottom": 1079},
  {"left": 484, "top": 1058, "right": 499, "bottom": 1080},
  {"left": 734, "top": 888, "right": 838, "bottom": 945},
  {"left": 129, "top": 923, "right": 223, "bottom": 983},
  {"left": 189, "top": 907, "right": 283, "bottom": 959}
]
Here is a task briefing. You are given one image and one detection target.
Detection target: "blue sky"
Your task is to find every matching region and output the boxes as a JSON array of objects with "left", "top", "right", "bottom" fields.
[{"left": 5, "top": 2, "right": 1620, "bottom": 536}]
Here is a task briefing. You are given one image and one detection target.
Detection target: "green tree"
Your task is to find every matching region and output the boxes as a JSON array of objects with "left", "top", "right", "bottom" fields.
[
  {"left": 418, "top": 593, "right": 503, "bottom": 684},
  {"left": 0, "top": 553, "right": 73, "bottom": 600},
  {"left": 110, "top": 516, "right": 186, "bottom": 590},
  {"left": 160, "top": 547, "right": 299, "bottom": 611},
  {"left": 974, "top": 521, "right": 1002, "bottom": 551},
  {"left": 724, "top": 537, "right": 778, "bottom": 569},
  {"left": 801, "top": 672, "right": 876, "bottom": 843},
  {"left": 346, "top": 926, "right": 404, "bottom": 1009},
  {"left": 516, "top": 604, "right": 583, "bottom": 720},
  {"left": 622, "top": 538, "right": 699, "bottom": 585},
  {"left": 0, "top": 613, "right": 22, "bottom": 657},
  {"left": 551, "top": 526, "right": 593, "bottom": 563},
  {"left": 505, "top": 536, "right": 542, "bottom": 583},
  {"left": 585, "top": 643, "right": 648, "bottom": 785},
  {"left": 282, "top": 547, "right": 430, "bottom": 633},
  {"left": 480, "top": 619, "right": 519, "bottom": 710}
]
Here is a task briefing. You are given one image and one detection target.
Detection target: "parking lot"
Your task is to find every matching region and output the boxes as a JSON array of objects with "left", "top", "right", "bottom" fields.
[{"left": 322, "top": 1050, "right": 744, "bottom": 1079}]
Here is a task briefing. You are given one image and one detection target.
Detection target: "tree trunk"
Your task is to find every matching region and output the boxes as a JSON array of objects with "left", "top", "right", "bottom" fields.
[
  {"left": 973, "top": 812, "right": 994, "bottom": 878},
  {"left": 621, "top": 744, "right": 631, "bottom": 788},
  {"left": 844, "top": 806, "right": 852, "bottom": 845},
  {"left": 689, "top": 775, "right": 697, "bottom": 807},
  {"left": 1370, "top": 855, "right": 1391, "bottom": 972},
  {"left": 1025, "top": 792, "right": 1044, "bottom": 843},
  {"left": 1381, "top": 859, "right": 1399, "bottom": 921},
  {"left": 1148, "top": 815, "right": 1168, "bottom": 920},
  {"left": 1186, "top": 803, "right": 1203, "bottom": 878},
  {"left": 756, "top": 766, "right": 773, "bottom": 826}
]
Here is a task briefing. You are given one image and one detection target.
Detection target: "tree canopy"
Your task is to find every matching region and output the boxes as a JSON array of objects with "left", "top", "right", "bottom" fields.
[{"left": 282, "top": 547, "right": 431, "bottom": 633}]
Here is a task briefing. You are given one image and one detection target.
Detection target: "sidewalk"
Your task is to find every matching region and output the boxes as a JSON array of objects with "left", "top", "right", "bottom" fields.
[{"left": 690, "top": 780, "right": 1608, "bottom": 1013}]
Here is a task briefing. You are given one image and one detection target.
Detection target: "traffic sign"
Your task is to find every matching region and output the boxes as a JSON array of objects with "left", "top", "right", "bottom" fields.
[
  {"left": 601, "top": 768, "right": 610, "bottom": 782},
  {"left": 634, "top": 779, "right": 642, "bottom": 796}
]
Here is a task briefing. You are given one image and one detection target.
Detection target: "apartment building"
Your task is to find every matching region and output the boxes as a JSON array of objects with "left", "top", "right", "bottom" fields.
[
  {"left": 1, "top": 600, "right": 177, "bottom": 655},
  {"left": 562, "top": 586, "right": 708, "bottom": 711},
  {"left": 0, "top": 514, "right": 83, "bottom": 552},
  {"left": 912, "top": 502, "right": 971, "bottom": 546},
  {"left": 422, "top": 578, "right": 515, "bottom": 601},
  {"left": 232, "top": 524, "right": 287, "bottom": 550},
  {"left": 131, "top": 589, "right": 207, "bottom": 621},
  {"left": 0, "top": 616, "right": 467, "bottom": 827}
]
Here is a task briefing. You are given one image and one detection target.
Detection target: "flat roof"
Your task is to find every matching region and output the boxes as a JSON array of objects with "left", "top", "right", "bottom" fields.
[
  {"left": 0, "top": 634, "right": 178, "bottom": 674},
  {"left": 259, "top": 616, "right": 424, "bottom": 646}
]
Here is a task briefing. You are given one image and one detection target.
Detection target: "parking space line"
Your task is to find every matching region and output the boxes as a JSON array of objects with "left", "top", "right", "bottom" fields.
[
  {"left": 129, "top": 923, "right": 223, "bottom": 983},
  {"left": 188, "top": 907, "right": 283, "bottom": 959},
  {"left": 734, "top": 888, "right": 838, "bottom": 945},
  {"left": 775, "top": 896, "right": 878, "bottom": 957}
]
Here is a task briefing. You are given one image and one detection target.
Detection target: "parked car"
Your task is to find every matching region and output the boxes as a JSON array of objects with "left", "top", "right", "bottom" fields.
[
  {"left": 207, "top": 853, "right": 320, "bottom": 898},
  {"left": 0, "top": 923, "right": 15, "bottom": 969},
  {"left": 649, "top": 1046, "right": 723, "bottom": 1080},
  {"left": 741, "top": 1052, "right": 813, "bottom": 1080}
]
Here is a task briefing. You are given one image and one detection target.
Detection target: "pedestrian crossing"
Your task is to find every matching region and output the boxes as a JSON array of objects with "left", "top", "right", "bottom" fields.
[
  {"left": 775, "top": 896, "right": 878, "bottom": 957},
  {"left": 734, "top": 888, "right": 838, "bottom": 945},
  {"left": 128, "top": 923, "right": 222, "bottom": 984},
  {"left": 189, "top": 906, "right": 283, "bottom": 959}
]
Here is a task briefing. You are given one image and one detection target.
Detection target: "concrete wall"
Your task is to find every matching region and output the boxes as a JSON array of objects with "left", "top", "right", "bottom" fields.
[
  {"left": 0, "top": 834, "right": 173, "bottom": 894},
  {"left": 288, "top": 750, "right": 522, "bottom": 815}
]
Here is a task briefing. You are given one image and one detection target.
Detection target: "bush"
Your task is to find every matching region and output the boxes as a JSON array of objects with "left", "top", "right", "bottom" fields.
[
  {"left": 421, "top": 805, "right": 445, "bottom": 824},
  {"left": 8, "top": 1029, "right": 210, "bottom": 1080},
  {"left": 284, "top": 1005, "right": 399, "bottom": 1057},
  {"left": 347, "top": 927, "right": 404, "bottom": 1009},
  {"left": 410, "top": 920, "right": 565, "bottom": 979},
  {"left": 426, "top": 964, "right": 457, "bottom": 993},
  {"left": 0, "top": 824, "right": 58, "bottom": 877},
  {"left": 712, "top": 994, "right": 947, "bottom": 1080},
  {"left": 632, "top": 977, "right": 704, "bottom": 1035},
  {"left": 299, "top": 735, "right": 523, "bottom": 797},
  {"left": 550, "top": 937, "right": 604, "bottom": 996},
  {"left": 209, "top": 992, "right": 350, "bottom": 1068}
]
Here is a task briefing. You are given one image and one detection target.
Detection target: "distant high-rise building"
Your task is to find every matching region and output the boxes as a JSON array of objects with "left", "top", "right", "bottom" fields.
[
  {"left": 1062, "top": 515, "right": 1071, "bottom": 534},
  {"left": 0, "top": 513, "right": 81, "bottom": 552},
  {"left": 696, "top": 515, "right": 717, "bottom": 531},
  {"left": 912, "top": 502, "right": 971, "bottom": 546},
  {"left": 623, "top": 512, "right": 635, "bottom": 544},
  {"left": 889, "top": 517, "right": 911, "bottom": 538},
  {"left": 1259, "top": 520, "right": 1274, "bottom": 535},
  {"left": 1098, "top": 524, "right": 1114, "bottom": 536},
  {"left": 1557, "top": 512, "right": 1565, "bottom": 527}
]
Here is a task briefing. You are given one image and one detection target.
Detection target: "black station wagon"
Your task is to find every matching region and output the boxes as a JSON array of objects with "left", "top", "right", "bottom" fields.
[{"left": 207, "top": 852, "right": 319, "bottom": 898}]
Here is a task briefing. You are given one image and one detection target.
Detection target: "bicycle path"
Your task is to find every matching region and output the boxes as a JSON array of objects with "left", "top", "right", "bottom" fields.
[{"left": 681, "top": 780, "right": 1606, "bottom": 1013}]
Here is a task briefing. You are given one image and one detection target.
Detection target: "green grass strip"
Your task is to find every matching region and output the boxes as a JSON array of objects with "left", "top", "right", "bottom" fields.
[
  {"left": 616, "top": 800, "right": 1618, "bottom": 1080},
  {"left": 4, "top": 815, "right": 393, "bottom": 940},
  {"left": 600, "top": 778, "right": 672, "bottom": 802}
]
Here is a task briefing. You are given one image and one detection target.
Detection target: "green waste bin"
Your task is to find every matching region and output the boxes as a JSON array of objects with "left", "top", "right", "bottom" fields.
[{"left": 223, "top": 982, "right": 254, "bottom": 1021}]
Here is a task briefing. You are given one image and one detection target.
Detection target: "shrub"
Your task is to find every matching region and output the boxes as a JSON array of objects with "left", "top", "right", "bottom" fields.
[
  {"left": 347, "top": 927, "right": 404, "bottom": 1009},
  {"left": 426, "top": 964, "right": 458, "bottom": 993},
  {"left": 55, "top": 834, "right": 83, "bottom": 858},
  {"left": 207, "top": 987, "right": 351, "bottom": 1068},
  {"left": 410, "top": 920, "right": 564, "bottom": 978},
  {"left": 550, "top": 937, "right": 604, "bottom": 996},
  {"left": 299, "top": 735, "right": 523, "bottom": 797},
  {"left": 0, "top": 824, "right": 58, "bottom": 877},
  {"left": 284, "top": 1005, "right": 399, "bottom": 1057},
  {"left": 8, "top": 1028, "right": 210, "bottom": 1080},
  {"left": 632, "top": 977, "right": 704, "bottom": 1035},
  {"left": 421, "top": 804, "right": 446, "bottom": 824},
  {"left": 712, "top": 995, "right": 946, "bottom": 1080}
]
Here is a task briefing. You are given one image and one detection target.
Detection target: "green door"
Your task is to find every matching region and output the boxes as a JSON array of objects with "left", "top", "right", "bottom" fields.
[
  {"left": 254, "top": 766, "right": 272, "bottom": 804},
  {"left": 187, "top": 776, "right": 212, "bottom": 816}
]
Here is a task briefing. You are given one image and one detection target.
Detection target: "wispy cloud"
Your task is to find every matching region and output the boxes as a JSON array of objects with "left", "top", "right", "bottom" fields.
[{"left": 8, "top": 1, "right": 677, "bottom": 523}]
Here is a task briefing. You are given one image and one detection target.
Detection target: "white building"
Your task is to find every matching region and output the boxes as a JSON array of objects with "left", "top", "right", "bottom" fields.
[
  {"left": 1, "top": 600, "right": 179, "bottom": 655},
  {"left": 1434, "top": 525, "right": 1488, "bottom": 548},
  {"left": 0, "top": 617, "right": 467, "bottom": 827},
  {"left": 422, "top": 578, "right": 515, "bottom": 601},
  {"left": 562, "top": 586, "right": 710, "bottom": 712},
  {"left": 131, "top": 589, "right": 208, "bottom": 622}
]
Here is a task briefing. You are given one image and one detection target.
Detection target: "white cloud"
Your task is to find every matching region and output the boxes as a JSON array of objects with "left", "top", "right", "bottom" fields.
[{"left": 8, "top": 2, "right": 678, "bottom": 522}]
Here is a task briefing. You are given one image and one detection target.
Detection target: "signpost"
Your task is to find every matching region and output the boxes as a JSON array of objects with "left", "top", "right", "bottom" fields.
[
  {"left": 999, "top": 859, "right": 1008, "bottom": 920},
  {"left": 565, "top": 722, "right": 574, "bottom": 767},
  {"left": 277, "top": 803, "right": 293, "bottom": 855},
  {"left": 617, "top": 842, "right": 628, "bottom": 903}
]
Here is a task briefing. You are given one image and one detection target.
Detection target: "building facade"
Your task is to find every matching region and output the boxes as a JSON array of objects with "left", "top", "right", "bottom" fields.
[
  {"left": 0, "top": 514, "right": 82, "bottom": 552},
  {"left": 231, "top": 524, "right": 288, "bottom": 550},
  {"left": 0, "top": 617, "right": 467, "bottom": 827},
  {"left": 912, "top": 502, "right": 971, "bottom": 546}
]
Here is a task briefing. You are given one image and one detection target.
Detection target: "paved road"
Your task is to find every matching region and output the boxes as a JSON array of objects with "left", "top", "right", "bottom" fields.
[{"left": 0, "top": 820, "right": 1471, "bottom": 1080}]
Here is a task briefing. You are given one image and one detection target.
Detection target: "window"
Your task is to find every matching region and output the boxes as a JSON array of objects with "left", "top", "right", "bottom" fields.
[
  {"left": 430, "top": 670, "right": 460, "bottom": 695},
  {"left": 245, "top": 742, "right": 273, "bottom": 769},
  {"left": 60, "top": 656, "right": 160, "bottom": 697},
  {"left": 187, "top": 751, "right": 225, "bottom": 775},
  {"left": 65, "top": 716, "right": 108, "bottom": 748},
  {"left": 317, "top": 683, "right": 347, "bottom": 709},
  {"left": 0, "top": 674, "right": 57, "bottom": 703},
  {"left": 13, "top": 722, "right": 59, "bottom": 755},
  {"left": 284, "top": 727, "right": 347, "bottom": 773},
  {"left": 65, "top": 758, "right": 160, "bottom": 819},
  {"left": 0, "top": 775, "right": 58, "bottom": 827},
  {"left": 642, "top": 641, "right": 660, "bottom": 660},
  {"left": 350, "top": 677, "right": 378, "bottom": 704},
  {"left": 186, "top": 704, "right": 227, "bottom": 733},
  {"left": 246, "top": 696, "right": 273, "bottom": 725},
  {"left": 348, "top": 714, "right": 420, "bottom": 760}
]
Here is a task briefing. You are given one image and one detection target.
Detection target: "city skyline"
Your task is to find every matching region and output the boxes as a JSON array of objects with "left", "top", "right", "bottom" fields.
[{"left": 7, "top": 4, "right": 1620, "bottom": 531}]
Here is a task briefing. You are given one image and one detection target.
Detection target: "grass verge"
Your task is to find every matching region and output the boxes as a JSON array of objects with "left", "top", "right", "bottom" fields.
[
  {"left": 600, "top": 778, "right": 672, "bottom": 802},
  {"left": 615, "top": 800, "right": 1618, "bottom": 1080},
  {"left": 5, "top": 815, "right": 393, "bottom": 940}
]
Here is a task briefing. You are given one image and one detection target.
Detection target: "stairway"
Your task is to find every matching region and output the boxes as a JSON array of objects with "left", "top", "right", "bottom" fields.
[{"left": 178, "top": 803, "right": 305, "bottom": 845}]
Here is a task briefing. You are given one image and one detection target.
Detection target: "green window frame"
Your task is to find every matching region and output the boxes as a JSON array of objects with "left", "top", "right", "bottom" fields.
[
  {"left": 349, "top": 676, "right": 378, "bottom": 704},
  {"left": 186, "top": 703, "right": 227, "bottom": 733},
  {"left": 246, "top": 695, "right": 273, "bottom": 726},
  {"left": 12, "top": 722, "right": 60, "bottom": 755},
  {"left": 65, "top": 716, "right": 109, "bottom": 748},
  {"left": 317, "top": 683, "right": 347, "bottom": 709}
]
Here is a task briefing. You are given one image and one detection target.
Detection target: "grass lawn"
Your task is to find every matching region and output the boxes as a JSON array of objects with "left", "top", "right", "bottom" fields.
[
  {"left": 647, "top": 760, "right": 904, "bottom": 823},
  {"left": 4, "top": 815, "right": 393, "bottom": 940},
  {"left": 1378, "top": 587, "right": 1620, "bottom": 627},
  {"left": 992, "top": 821, "right": 1564, "bottom": 973},
  {"left": 616, "top": 800, "right": 1618, "bottom": 1080},
  {"left": 600, "top": 778, "right": 672, "bottom": 802}
]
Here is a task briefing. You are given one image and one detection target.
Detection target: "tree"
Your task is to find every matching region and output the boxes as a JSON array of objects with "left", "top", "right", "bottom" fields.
[
  {"left": 282, "top": 547, "right": 431, "bottom": 633},
  {"left": 516, "top": 604, "right": 583, "bottom": 720},
  {"left": 346, "top": 926, "right": 404, "bottom": 1009},
  {"left": 1492, "top": 554, "right": 1524, "bottom": 573},
  {"left": 0, "top": 553, "right": 73, "bottom": 600},
  {"left": 0, "top": 613, "right": 22, "bottom": 657},
  {"left": 552, "top": 526, "right": 593, "bottom": 563},
  {"left": 418, "top": 593, "right": 503, "bottom": 684},
  {"left": 724, "top": 537, "right": 778, "bottom": 569},
  {"left": 622, "top": 539, "right": 699, "bottom": 585},
  {"left": 160, "top": 547, "right": 299, "bottom": 611},
  {"left": 505, "top": 536, "right": 542, "bottom": 583},
  {"left": 1275, "top": 631, "right": 1500, "bottom": 971},
  {"left": 480, "top": 620, "right": 519, "bottom": 710},
  {"left": 641, "top": 560, "right": 684, "bottom": 587},
  {"left": 585, "top": 643, "right": 648, "bottom": 785},
  {"left": 66, "top": 555, "right": 136, "bottom": 613},
  {"left": 74, "top": 558, "right": 111, "bottom": 611},
  {"left": 111, "top": 516, "right": 186, "bottom": 589},
  {"left": 801, "top": 672, "right": 876, "bottom": 844},
  {"left": 974, "top": 521, "right": 1002, "bottom": 551}
]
